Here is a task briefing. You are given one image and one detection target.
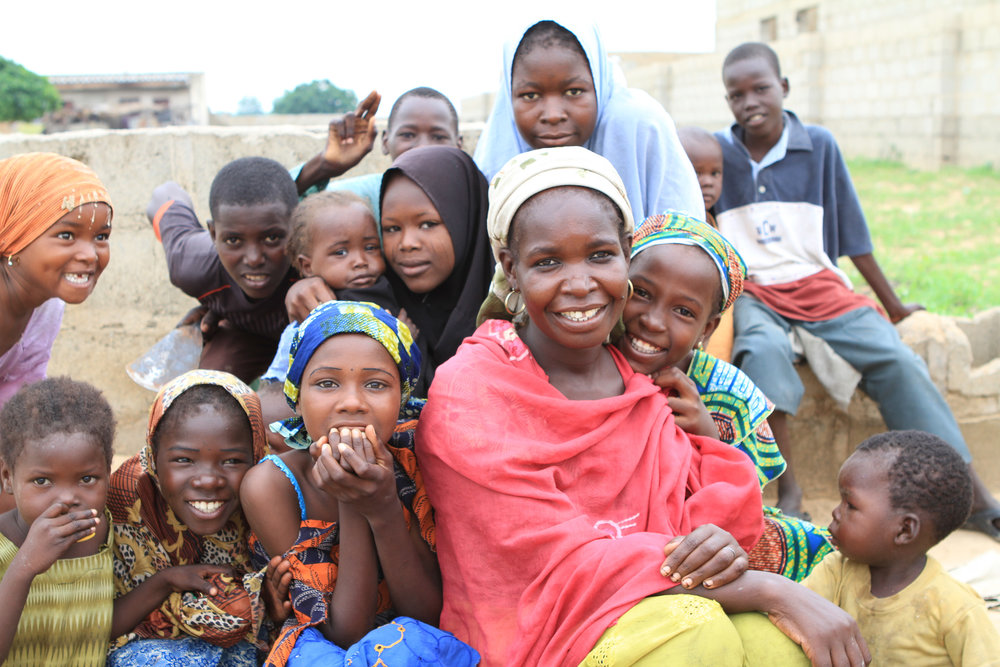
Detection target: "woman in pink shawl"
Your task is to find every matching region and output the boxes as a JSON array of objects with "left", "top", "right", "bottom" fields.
[{"left": 416, "top": 148, "right": 869, "bottom": 667}]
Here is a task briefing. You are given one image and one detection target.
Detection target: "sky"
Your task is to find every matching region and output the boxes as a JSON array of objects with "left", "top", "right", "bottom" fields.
[{"left": 2, "top": 1, "right": 716, "bottom": 115}]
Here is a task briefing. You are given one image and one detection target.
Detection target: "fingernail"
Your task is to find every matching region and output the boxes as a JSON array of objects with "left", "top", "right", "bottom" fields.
[
  {"left": 682, "top": 578, "right": 692, "bottom": 588},
  {"left": 662, "top": 565, "right": 671, "bottom": 575},
  {"left": 671, "top": 573, "right": 680, "bottom": 582},
  {"left": 705, "top": 579, "right": 714, "bottom": 588}
]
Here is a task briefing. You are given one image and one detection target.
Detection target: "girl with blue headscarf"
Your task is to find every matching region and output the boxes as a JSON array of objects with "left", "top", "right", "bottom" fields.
[
  {"left": 473, "top": 19, "right": 704, "bottom": 222},
  {"left": 240, "top": 301, "right": 477, "bottom": 667}
]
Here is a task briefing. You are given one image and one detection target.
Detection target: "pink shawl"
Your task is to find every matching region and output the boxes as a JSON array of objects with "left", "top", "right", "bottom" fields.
[{"left": 416, "top": 320, "right": 764, "bottom": 666}]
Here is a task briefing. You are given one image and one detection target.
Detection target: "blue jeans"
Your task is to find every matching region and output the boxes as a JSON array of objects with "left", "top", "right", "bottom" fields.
[{"left": 732, "top": 296, "right": 969, "bottom": 460}]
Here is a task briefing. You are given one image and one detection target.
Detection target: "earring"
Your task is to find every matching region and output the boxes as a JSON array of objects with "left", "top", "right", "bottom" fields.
[
  {"left": 504, "top": 290, "right": 525, "bottom": 316},
  {"left": 5, "top": 255, "right": 14, "bottom": 267},
  {"left": 624, "top": 279, "right": 634, "bottom": 301},
  {"left": 697, "top": 339, "right": 705, "bottom": 351}
]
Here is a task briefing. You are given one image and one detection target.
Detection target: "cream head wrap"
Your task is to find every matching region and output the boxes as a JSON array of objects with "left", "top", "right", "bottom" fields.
[{"left": 479, "top": 147, "right": 635, "bottom": 323}]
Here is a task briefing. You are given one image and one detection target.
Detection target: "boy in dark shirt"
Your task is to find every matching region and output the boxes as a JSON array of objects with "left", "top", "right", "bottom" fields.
[{"left": 147, "top": 156, "right": 299, "bottom": 382}]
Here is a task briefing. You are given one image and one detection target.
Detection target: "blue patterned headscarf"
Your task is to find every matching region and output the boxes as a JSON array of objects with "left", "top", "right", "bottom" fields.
[
  {"left": 632, "top": 211, "right": 747, "bottom": 314},
  {"left": 274, "top": 301, "right": 423, "bottom": 449}
]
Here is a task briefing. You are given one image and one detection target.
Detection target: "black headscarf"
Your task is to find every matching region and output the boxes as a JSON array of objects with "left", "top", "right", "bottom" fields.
[{"left": 378, "top": 146, "right": 493, "bottom": 390}]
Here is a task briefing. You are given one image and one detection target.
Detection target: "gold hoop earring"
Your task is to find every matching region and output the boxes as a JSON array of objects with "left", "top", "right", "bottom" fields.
[
  {"left": 625, "top": 279, "right": 634, "bottom": 301},
  {"left": 504, "top": 290, "right": 525, "bottom": 316}
]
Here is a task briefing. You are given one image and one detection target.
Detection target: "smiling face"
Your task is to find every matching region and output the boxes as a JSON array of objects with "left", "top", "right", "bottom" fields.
[
  {"left": 209, "top": 201, "right": 292, "bottom": 300},
  {"left": 297, "top": 334, "right": 401, "bottom": 446},
  {"left": 723, "top": 55, "right": 789, "bottom": 150},
  {"left": 511, "top": 45, "right": 598, "bottom": 149},
  {"left": 299, "top": 202, "right": 384, "bottom": 290},
  {"left": 1, "top": 431, "right": 109, "bottom": 532},
  {"left": 382, "top": 95, "right": 461, "bottom": 159},
  {"left": 153, "top": 403, "right": 254, "bottom": 536},
  {"left": 500, "top": 187, "right": 629, "bottom": 353},
  {"left": 828, "top": 452, "right": 900, "bottom": 566},
  {"left": 380, "top": 175, "right": 456, "bottom": 294},
  {"left": 13, "top": 202, "right": 111, "bottom": 305},
  {"left": 620, "top": 244, "right": 722, "bottom": 375}
]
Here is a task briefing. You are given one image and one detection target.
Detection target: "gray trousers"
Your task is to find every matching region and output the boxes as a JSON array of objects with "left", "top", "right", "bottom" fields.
[{"left": 732, "top": 295, "right": 970, "bottom": 460}]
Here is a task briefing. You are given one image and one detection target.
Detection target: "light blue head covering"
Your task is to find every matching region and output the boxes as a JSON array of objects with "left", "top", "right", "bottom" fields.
[
  {"left": 273, "top": 301, "right": 424, "bottom": 449},
  {"left": 472, "top": 18, "right": 704, "bottom": 222}
]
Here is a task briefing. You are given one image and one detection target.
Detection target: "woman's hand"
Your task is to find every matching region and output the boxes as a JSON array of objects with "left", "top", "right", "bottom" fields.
[
  {"left": 767, "top": 585, "right": 871, "bottom": 667},
  {"left": 262, "top": 555, "right": 293, "bottom": 622},
  {"left": 651, "top": 367, "right": 720, "bottom": 439},
  {"left": 660, "top": 523, "right": 747, "bottom": 590},
  {"left": 15, "top": 503, "right": 100, "bottom": 576},
  {"left": 310, "top": 425, "right": 397, "bottom": 520},
  {"left": 285, "top": 277, "right": 336, "bottom": 323}
]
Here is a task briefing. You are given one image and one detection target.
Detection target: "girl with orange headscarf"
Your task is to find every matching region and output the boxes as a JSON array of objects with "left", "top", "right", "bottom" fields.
[{"left": 0, "top": 152, "right": 113, "bottom": 411}]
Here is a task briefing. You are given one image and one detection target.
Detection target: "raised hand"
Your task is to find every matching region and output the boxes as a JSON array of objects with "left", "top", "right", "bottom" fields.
[{"left": 321, "top": 91, "right": 382, "bottom": 173}]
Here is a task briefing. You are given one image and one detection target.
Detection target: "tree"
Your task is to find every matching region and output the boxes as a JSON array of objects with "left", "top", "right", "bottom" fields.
[
  {"left": 272, "top": 80, "right": 357, "bottom": 115},
  {"left": 0, "top": 56, "right": 61, "bottom": 122},
  {"left": 236, "top": 96, "right": 263, "bottom": 115}
]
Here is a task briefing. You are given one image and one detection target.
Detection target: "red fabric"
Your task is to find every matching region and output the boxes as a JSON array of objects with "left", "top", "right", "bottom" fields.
[
  {"left": 416, "top": 320, "right": 764, "bottom": 667},
  {"left": 744, "top": 268, "right": 885, "bottom": 322}
]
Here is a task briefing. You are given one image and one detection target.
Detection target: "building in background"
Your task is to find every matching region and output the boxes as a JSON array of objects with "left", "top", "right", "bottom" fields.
[{"left": 44, "top": 72, "right": 208, "bottom": 132}]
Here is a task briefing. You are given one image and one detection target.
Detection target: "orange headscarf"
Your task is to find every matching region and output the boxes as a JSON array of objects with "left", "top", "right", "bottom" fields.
[{"left": 0, "top": 152, "right": 112, "bottom": 258}]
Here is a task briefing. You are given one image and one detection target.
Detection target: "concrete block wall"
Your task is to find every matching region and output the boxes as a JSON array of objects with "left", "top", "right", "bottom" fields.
[{"left": 631, "top": 0, "right": 1000, "bottom": 170}]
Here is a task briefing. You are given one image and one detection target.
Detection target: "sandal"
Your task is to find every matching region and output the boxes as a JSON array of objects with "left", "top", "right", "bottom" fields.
[{"left": 962, "top": 508, "right": 1000, "bottom": 542}]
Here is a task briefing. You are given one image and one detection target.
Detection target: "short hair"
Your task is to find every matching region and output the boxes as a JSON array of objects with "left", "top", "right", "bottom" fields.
[
  {"left": 723, "top": 42, "right": 783, "bottom": 79},
  {"left": 512, "top": 21, "right": 589, "bottom": 74},
  {"left": 856, "top": 430, "right": 973, "bottom": 543},
  {"left": 0, "top": 377, "right": 116, "bottom": 467},
  {"left": 677, "top": 126, "right": 721, "bottom": 153},
  {"left": 287, "top": 190, "right": 375, "bottom": 267},
  {"left": 151, "top": 384, "right": 251, "bottom": 455},
  {"left": 208, "top": 156, "right": 299, "bottom": 220},
  {"left": 387, "top": 87, "right": 459, "bottom": 134}
]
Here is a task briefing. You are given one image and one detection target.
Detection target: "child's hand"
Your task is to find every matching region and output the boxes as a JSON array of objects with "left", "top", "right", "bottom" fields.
[
  {"left": 15, "top": 503, "right": 100, "bottom": 576},
  {"left": 766, "top": 585, "right": 870, "bottom": 667},
  {"left": 660, "top": 524, "right": 747, "bottom": 590},
  {"left": 321, "top": 91, "right": 381, "bottom": 172},
  {"left": 159, "top": 564, "right": 235, "bottom": 597},
  {"left": 889, "top": 302, "right": 925, "bottom": 324},
  {"left": 311, "top": 426, "right": 396, "bottom": 519},
  {"left": 175, "top": 304, "right": 228, "bottom": 340},
  {"left": 651, "top": 367, "right": 720, "bottom": 439},
  {"left": 397, "top": 309, "right": 420, "bottom": 339},
  {"left": 286, "top": 277, "right": 336, "bottom": 323},
  {"left": 262, "top": 555, "right": 293, "bottom": 622}
]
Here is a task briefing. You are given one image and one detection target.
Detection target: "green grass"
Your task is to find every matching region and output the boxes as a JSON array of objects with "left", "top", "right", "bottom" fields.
[{"left": 843, "top": 159, "right": 1000, "bottom": 318}]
